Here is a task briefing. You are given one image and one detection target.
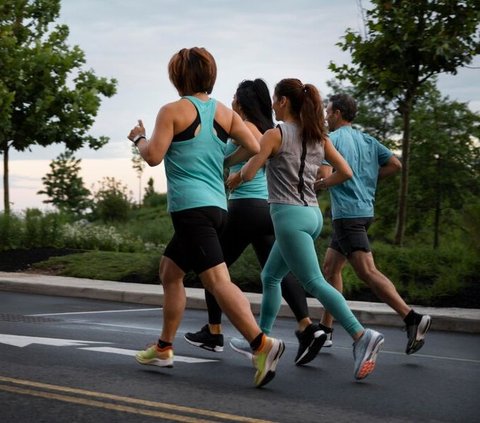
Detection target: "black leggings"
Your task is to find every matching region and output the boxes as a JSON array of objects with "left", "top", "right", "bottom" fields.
[{"left": 204, "top": 198, "right": 309, "bottom": 324}]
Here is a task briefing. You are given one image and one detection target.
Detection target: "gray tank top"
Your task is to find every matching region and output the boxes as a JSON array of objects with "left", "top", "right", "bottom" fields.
[{"left": 266, "top": 122, "right": 324, "bottom": 206}]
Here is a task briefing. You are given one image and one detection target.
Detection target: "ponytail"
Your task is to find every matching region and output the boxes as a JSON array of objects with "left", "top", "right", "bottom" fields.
[
  {"left": 299, "top": 84, "right": 327, "bottom": 144},
  {"left": 274, "top": 79, "right": 327, "bottom": 144}
]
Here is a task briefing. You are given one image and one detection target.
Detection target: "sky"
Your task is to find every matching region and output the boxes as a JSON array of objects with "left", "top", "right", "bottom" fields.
[{"left": 4, "top": 0, "right": 480, "bottom": 212}]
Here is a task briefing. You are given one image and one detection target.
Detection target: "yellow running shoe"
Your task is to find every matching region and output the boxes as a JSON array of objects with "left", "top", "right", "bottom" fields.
[
  {"left": 135, "top": 344, "right": 174, "bottom": 368},
  {"left": 253, "top": 336, "right": 285, "bottom": 388}
]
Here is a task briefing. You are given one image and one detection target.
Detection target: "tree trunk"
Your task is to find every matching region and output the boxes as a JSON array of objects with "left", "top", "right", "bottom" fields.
[
  {"left": 394, "top": 96, "right": 413, "bottom": 246},
  {"left": 433, "top": 156, "right": 441, "bottom": 249},
  {"left": 2, "top": 143, "right": 9, "bottom": 214}
]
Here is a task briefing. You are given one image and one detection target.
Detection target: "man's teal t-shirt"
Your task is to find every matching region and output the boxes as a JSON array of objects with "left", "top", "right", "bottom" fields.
[{"left": 327, "top": 126, "right": 392, "bottom": 219}]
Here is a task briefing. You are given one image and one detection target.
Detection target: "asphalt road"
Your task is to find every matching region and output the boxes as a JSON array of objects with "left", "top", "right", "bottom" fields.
[{"left": 1, "top": 291, "right": 479, "bottom": 422}]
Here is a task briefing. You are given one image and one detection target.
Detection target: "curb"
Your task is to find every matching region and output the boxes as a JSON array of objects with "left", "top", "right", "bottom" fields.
[{"left": 0, "top": 272, "right": 479, "bottom": 333}]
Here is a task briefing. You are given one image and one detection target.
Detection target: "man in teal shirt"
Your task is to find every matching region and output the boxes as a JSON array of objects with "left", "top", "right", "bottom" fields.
[{"left": 316, "top": 93, "right": 431, "bottom": 355}]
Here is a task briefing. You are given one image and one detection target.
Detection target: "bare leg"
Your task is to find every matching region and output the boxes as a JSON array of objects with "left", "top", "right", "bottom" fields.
[
  {"left": 348, "top": 250, "right": 411, "bottom": 318},
  {"left": 158, "top": 256, "right": 186, "bottom": 343},
  {"left": 321, "top": 247, "right": 348, "bottom": 328},
  {"left": 200, "top": 262, "right": 261, "bottom": 342}
]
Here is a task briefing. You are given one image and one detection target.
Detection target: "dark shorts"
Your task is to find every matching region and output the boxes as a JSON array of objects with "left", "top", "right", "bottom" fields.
[
  {"left": 329, "top": 217, "right": 374, "bottom": 257},
  {"left": 163, "top": 206, "right": 227, "bottom": 274}
]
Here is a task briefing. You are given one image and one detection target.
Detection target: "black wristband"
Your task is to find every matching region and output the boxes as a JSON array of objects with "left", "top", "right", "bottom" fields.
[{"left": 133, "top": 134, "right": 146, "bottom": 146}]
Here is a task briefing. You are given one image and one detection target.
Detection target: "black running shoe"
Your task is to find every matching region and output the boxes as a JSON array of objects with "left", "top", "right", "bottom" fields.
[
  {"left": 294, "top": 324, "right": 327, "bottom": 366},
  {"left": 406, "top": 314, "right": 432, "bottom": 355},
  {"left": 184, "top": 325, "right": 224, "bottom": 352}
]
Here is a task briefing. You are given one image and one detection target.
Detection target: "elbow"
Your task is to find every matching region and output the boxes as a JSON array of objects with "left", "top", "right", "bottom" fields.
[
  {"left": 250, "top": 144, "right": 260, "bottom": 155},
  {"left": 145, "top": 158, "right": 160, "bottom": 167},
  {"left": 345, "top": 168, "right": 353, "bottom": 181}
]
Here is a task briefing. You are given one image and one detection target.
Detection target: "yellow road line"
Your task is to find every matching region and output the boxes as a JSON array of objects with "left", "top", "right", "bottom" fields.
[
  {"left": 0, "top": 384, "right": 210, "bottom": 422},
  {"left": 0, "top": 376, "right": 274, "bottom": 423}
]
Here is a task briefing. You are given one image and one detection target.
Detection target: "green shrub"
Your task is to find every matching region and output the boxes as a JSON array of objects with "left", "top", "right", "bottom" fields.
[
  {"left": 143, "top": 192, "right": 168, "bottom": 208},
  {"left": 91, "top": 177, "right": 133, "bottom": 223},
  {"left": 0, "top": 209, "right": 71, "bottom": 250},
  {"left": 0, "top": 212, "right": 23, "bottom": 250},
  {"left": 370, "top": 241, "right": 477, "bottom": 305}
]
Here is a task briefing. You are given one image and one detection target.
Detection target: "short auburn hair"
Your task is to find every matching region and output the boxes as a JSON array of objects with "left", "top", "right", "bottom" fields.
[{"left": 168, "top": 47, "right": 217, "bottom": 96}]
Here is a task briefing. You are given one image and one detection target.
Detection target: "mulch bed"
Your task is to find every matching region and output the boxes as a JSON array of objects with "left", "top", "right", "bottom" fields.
[{"left": 0, "top": 248, "right": 81, "bottom": 272}]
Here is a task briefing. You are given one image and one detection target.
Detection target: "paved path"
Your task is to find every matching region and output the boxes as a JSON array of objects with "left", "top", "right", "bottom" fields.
[{"left": 0, "top": 271, "right": 478, "bottom": 333}]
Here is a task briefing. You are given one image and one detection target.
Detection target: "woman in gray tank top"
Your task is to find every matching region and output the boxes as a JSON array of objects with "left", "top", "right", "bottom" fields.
[{"left": 234, "top": 78, "right": 385, "bottom": 381}]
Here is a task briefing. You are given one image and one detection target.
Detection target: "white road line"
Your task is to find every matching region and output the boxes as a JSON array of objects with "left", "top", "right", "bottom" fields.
[
  {"left": 329, "top": 345, "right": 480, "bottom": 364},
  {"left": 28, "top": 308, "right": 162, "bottom": 317},
  {"left": 80, "top": 347, "right": 218, "bottom": 363}
]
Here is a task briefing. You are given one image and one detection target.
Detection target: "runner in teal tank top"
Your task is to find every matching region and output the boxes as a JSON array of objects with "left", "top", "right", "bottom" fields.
[{"left": 127, "top": 47, "right": 285, "bottom": 388}]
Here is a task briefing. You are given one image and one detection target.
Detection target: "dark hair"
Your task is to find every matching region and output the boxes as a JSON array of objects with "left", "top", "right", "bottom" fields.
[
  {"left": 168, "top": 47, "right": 217, "bottom": 96},
  {"left": 329, "top": 94, "right": 357, "bottom": 122},
  {"left": 274, "top": 78, "right": 327, "bottom": 144},
  {"left": 235, "top": 79, "right": 274, "bottom": 134}
]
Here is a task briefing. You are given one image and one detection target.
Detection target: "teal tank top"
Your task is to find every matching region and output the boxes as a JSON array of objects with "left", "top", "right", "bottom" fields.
[
  {"left": 164, "top": 96, "right": 228, "bottom": 212},
  {"left": 225, "top": 140, "right": 268, "bottom": 200}
]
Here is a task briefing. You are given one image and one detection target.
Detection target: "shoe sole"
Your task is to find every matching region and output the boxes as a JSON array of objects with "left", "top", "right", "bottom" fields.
[
  {"left": 406, "top": 315, "right": 432, "bottom": 355},
  {"left": 255, "top": 340, "right": 285, "bottom": 388},
  {"left": 295, "top": 331, "right": 327, "bottom": 366},
  {"left": 184, "top": 335, "right": 224, "bottom": 352},
  {"left": 355, "top": 335, "right": 384, "bottom": 380},
  {"left": 135, "top": 356, "right": 174, "bottom": 368},
  {"left": 229, "top": 341, "right": 253, "bottom": 360}
]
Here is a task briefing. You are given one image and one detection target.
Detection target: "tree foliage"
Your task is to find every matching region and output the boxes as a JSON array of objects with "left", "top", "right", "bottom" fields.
[
  {"left": 37, "top": 150, "right": 91, "bottom": 214},
  {"left": 91, "top": 177, "right": 133, "bottom": 223},
  {"left": 0, "top": 0, "right": 117, "bottom": 212},
  {"left": 330, "top": 0, "right": 480, "bottom": 245},
  {"left": 407, "top": 86, "right": 480, "bottom": 247}
]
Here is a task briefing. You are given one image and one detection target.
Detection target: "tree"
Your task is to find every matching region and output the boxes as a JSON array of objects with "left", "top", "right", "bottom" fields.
[
  {"left": 330, "top": 0, "right": 480, "bottom": 245},
  {"left": 131, "top": 146, "right": 145, "bottom": 205},
  {"left": 0, "top": 0, "right": 117, "bottom": 213},
  {"left": 37, "top": 150, "right": 91, "bottom": 214},
  {"left": 91, "top": 177, "right": 132, "bottom": 222},
  {"left": 407, "top": 86, "right": 480, "bottom": 248}
]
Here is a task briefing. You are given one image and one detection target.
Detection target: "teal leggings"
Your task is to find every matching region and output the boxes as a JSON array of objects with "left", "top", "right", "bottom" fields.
[{"left": 260, "top": 204, "right": 364, "bottom": 337}]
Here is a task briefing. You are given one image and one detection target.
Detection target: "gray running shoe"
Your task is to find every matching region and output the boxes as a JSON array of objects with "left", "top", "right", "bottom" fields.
[
  {"left": 406, "top": 314, "right": 431, "bottom": 355},
  {"left": 353, "top": 329, "right": 384, "bottom": 380}
]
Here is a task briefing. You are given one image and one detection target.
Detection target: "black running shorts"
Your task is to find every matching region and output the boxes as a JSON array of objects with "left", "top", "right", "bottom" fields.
[{"left": 163, "top": 206, "right": 228, "bottom": 274}]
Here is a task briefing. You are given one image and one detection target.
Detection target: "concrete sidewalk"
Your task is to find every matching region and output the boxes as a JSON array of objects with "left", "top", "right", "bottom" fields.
[{"left": 0, "top": 271, "right": 479, "bottom": 333}]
